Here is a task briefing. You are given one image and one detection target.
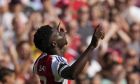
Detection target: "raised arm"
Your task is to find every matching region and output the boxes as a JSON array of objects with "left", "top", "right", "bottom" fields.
[{"left": 60, "top": 24, "right": 105, "bottom": 79}]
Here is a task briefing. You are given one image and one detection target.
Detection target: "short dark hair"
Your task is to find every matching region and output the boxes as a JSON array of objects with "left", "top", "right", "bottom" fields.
[
  {"left": 34, "top": 25, "right": 53, "bottom": 53},
  {"left": 0, "top": 67, "right": 14, "bottom": 82}
]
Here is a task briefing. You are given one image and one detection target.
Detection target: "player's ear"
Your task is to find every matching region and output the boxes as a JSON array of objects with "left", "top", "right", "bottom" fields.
[{"left": 51, "top": 41, "right": 57, "bottom": 47}]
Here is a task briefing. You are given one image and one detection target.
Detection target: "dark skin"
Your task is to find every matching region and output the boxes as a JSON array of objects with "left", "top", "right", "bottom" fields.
[{"left": 47, "top": 24, "right": 105, "bottom": 79}]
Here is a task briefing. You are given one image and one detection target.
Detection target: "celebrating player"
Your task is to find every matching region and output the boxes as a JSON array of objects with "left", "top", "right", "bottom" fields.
[{"left": 33, "top": 24, "right": 105, "bottom": 84}]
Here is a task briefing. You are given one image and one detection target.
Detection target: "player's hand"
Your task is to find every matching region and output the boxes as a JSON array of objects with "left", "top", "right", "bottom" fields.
[
  {"left": 90, "top": 24, "right": 105, "bottom": 47},
  {"left": 57, "top": 21, "right": 67, "bottom": 32}
]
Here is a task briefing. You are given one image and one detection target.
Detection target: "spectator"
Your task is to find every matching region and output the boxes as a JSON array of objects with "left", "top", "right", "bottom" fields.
[
  {"left": 12, "top": 15, "right": 29, "bottom": 43},
  {"left": 77, "top": 6, "right": 93, "bottom": 51},
  {"left": 128, "top": 22, "right": 140, "bottom": 55},
  {"left": 0, "top": 67, "right": 16, "bottom": 84},
  {"left": 0, "top": 0, "right": 14, "bottom": 45}
]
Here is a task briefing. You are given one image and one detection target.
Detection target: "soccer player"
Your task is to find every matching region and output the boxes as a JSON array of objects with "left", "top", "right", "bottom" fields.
[{"left": 33, "top": 24, "right": 105, "bottom": 84}]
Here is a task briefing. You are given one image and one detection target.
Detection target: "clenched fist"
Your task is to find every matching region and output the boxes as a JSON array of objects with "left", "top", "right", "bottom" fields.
[{"left": 91, "top": 24, "right": 105, "bottom": 47}]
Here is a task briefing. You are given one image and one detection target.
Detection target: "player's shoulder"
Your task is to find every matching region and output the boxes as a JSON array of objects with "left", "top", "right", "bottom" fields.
[{"left": 51, "top": 55, "right": 68, "bottom": 64}]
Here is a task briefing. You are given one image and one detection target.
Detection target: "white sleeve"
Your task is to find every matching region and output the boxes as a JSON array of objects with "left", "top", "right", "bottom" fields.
[{"left": 51, "top": 56, "right": 69, "bottom": 82}]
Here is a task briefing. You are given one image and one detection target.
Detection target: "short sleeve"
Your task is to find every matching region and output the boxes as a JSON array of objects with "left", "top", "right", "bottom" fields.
[{"left": 51, "top": 56, "right": 69, "bottom": 82}]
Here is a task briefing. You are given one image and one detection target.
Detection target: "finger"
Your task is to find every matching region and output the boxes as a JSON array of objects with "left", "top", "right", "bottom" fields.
[
  {"left": 93, "top": 24, "right": 99, "bottom": 35},
  {"left": 95, "top": 24, "right": 101, "bottom": 29},
  {"left": 93, "top": 24, "right": 101, "bottom": 34},
  {"left": 57, "top": 21, "right": 67, "bottom": 32},
  {"left": 101, "top": 32, "right": 105, "bottom": 39},
  {"left": 97, "top": 28, "right": 105, "bottom": 40},
  {"left": 57, "top": 22, "right": 61, "bottom": 31},
  {"left": 95, "top": 25, "right": 105, "bottom": 39},
  {"left": 94, "top": 24, "right": 102, "bottom": 33}
]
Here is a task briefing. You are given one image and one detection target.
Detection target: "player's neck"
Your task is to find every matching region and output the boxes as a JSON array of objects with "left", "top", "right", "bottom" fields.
[{"left": 47, "top": 47, "right": 64, "bottom": 56}]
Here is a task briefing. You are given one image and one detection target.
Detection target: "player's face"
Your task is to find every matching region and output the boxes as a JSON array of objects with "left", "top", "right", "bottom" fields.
[
  {"left": 50, "top": 27, "right": 67, "bottom": 50},
  {"left": 56, "top": 28, "right": 68, "bottom": 49}
]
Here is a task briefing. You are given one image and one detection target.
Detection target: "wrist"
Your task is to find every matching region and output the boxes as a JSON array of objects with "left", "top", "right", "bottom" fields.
[
  {"left": 91, "top": 36, "right": 99, "bottom": 47},
  {"left": 89, "top": 44, "right": 96, "bottom": 49}
]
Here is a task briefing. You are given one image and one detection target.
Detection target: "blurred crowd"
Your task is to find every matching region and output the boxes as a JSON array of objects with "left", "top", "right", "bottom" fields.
[{"left": 0, "top": 0, "right": 140, "bottom": 84}]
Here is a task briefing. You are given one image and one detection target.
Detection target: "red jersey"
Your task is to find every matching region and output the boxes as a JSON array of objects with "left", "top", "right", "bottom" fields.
[{"left": 33, "top": 53, "right": 69, "bottom": 84}]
